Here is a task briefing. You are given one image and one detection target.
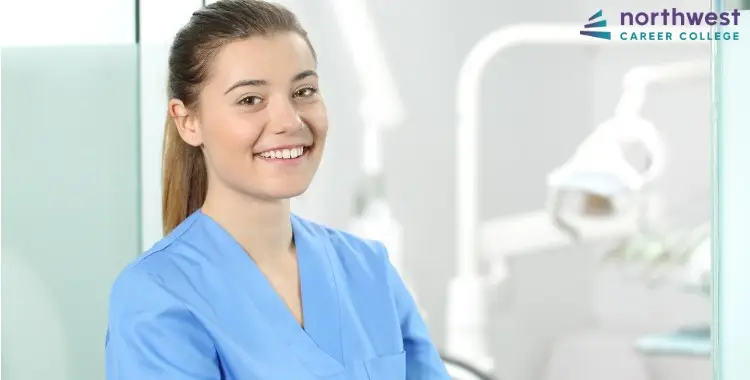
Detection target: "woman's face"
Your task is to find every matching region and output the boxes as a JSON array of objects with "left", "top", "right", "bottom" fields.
[{"left": 178, "top": 32, "right": 327, "bottom": 201}]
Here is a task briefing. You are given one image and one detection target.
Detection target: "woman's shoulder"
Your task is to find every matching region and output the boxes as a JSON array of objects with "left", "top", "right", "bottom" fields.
[{"left": 110, "top": 213, "right": 207, "bottom": 305}]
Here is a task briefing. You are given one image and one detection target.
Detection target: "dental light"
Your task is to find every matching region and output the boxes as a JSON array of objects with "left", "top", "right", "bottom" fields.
[
  {"left": 547, "top": 59, "right": 708, "bottom": 239},
  {"left": 452, "top": 24, "right": 709, "bottom": 373},
  {"left": 326, "top": 0, "right": 408, "bottom": 279}
]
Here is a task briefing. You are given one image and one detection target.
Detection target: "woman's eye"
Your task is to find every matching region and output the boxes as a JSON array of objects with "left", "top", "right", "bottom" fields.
[
  {"left": 238, "top": 96, "right": 262, "bottom": 105},
  {"left": 294, "top": 87, "right": 318, "bottom": 98}
]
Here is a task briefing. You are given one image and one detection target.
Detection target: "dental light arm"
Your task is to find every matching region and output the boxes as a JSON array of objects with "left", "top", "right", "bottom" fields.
[
  {"left": 615, "top": 60, "right": 710, "bottom": 117},
  {"left": 452, "top": 23, "right": 708, "bottom": 372},
  {"left": 614, "top": 60, "right": 709, "bottom": 184}
]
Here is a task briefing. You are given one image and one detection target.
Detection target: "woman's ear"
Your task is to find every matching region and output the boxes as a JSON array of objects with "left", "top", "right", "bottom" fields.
[{"left": 169, "top": 99, "right": 203, "bottom": 147}]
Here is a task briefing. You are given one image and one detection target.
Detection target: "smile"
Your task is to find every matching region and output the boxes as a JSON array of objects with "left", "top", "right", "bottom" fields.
[{"left": 255, "top": 145, "right": 310, "bottom": 160}]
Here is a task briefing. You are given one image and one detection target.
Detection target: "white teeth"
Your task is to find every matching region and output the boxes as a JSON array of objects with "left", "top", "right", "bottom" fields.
[{"left": 258, "top": 146, "right": 306, "bottom": 159}]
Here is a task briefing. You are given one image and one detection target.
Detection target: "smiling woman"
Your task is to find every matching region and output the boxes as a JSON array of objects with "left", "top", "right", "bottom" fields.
[
  {"left": 161, "top": 13, "right": 327, "bottom": 227},
  {"left": 104, "top": 1, "right": 451, "bottom": 379}
]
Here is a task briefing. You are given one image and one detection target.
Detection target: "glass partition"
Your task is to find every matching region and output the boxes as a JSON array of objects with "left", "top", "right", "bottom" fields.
[
  {"left": 714, "top": 1, "right": 750, "bottom": 379},
  {"left": 1, "top": 45, "right": 141, "bottom": 380}
]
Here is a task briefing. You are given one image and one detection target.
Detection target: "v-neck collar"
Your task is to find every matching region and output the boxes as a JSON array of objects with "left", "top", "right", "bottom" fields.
[
  {"left": 292, "top": 214, "right": 344, "bottom": 363},
  {"left": 195, "top": 211, "right": 344, "bottom": 376}
]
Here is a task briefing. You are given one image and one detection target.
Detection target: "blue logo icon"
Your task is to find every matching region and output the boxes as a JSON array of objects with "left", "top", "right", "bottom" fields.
[{"left": 580, "top": 9, "right": 611, "bottom": 40}]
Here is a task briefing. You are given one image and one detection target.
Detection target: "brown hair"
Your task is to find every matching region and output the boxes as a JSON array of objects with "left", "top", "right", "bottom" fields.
[{"left": 162, "top": 0, "right": 316, "bottom": 235}]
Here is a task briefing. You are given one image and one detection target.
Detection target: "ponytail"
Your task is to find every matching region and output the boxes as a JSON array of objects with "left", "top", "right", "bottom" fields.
[{"left": 161, "top": 115, "right": 208, "bottom": 235}]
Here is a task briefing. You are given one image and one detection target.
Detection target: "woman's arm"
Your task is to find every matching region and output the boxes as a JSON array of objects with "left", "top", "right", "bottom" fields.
[
  {"left": 380, "top": 244, "right": 452, "bottom": 380},
  {"left": 105, "top": 268, "right": 221, "bottom": 380}
]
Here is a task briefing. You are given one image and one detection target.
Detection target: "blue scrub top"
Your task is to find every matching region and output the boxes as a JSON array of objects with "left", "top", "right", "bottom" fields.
[{"left": 106, "top": 211, "right": 450, "bottom": 380}]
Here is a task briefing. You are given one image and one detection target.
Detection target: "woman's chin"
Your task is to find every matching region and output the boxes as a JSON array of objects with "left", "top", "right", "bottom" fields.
[{"left": 257, "top": 182, "right": 311, "bottom": 201}]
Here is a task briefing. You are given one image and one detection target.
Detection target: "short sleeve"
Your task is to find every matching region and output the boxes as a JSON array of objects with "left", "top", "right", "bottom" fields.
[
  {"left": 105, "top": 268, "right": 221, "bottom": 380},
  {"left": 379, "top": 243, "right": 451, "bottom": 380}
]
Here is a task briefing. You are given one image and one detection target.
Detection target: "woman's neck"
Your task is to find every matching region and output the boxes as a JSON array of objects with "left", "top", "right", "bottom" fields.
[{"left": 202, "top": 185, "right": 293, "bottom": 264}]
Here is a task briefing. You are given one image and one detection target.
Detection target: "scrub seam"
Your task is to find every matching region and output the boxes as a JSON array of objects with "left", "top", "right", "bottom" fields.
[{"left": 133, "top": 214, "right": 202, "bottom": 265}]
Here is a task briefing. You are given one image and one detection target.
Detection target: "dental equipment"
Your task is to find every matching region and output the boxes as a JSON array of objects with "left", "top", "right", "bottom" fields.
[
  {"left": 326, "top": 0, "right": 408, "bottom": 279},
  {"left": 451, "top": 23, "right": 710, "bottom": 373},
  {"left": 548, "top": 59, "right": 709, "bottom": 240},
  {"left": 548, "top": 59, "right": 713, "bottom": 364},
  {"left": 630, "top": 224, "right": 711, "bottom": 359},
  {"left": 602, "top": 220, "right": 710, "bottom": 287}
]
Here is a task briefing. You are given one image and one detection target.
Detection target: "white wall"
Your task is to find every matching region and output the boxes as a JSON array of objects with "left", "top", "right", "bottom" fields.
[{"left": 0, "top": 0, "right": 135, "bottom": 46}]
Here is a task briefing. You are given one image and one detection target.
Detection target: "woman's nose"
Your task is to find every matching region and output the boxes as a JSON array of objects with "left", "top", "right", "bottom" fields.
[{"left": 268, "top": 97, "right": 303, "bottom": 133}]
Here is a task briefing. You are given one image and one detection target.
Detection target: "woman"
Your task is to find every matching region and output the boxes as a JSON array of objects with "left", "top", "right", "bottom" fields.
[{"left": 105, "top": 1, "right": 450, "bottom": 379}]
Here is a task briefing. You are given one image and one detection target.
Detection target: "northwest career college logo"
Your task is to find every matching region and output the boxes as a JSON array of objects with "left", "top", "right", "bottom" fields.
[{"left": 580, "top": 9, "right": 611, "bottom": 40}]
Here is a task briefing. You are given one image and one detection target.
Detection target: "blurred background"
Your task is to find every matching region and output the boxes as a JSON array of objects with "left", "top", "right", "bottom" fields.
[{"left": 4, "top": 0, "right": 744, "bottom": 379}]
